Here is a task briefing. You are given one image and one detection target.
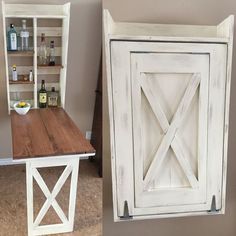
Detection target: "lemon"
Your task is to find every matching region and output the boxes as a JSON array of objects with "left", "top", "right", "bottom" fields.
[{"left": 19, "top": 101, "right": 26, "bottom": 107}]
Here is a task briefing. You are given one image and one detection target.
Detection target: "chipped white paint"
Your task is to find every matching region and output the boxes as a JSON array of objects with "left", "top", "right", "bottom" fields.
[{"left": 104, "top": 10, "right": 234, "bottom": 221}]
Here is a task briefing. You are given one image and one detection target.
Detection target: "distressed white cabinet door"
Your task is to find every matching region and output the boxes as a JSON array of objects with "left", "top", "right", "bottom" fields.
[
  {"left": 132, "top": 52, "right": 209, "bottom": 214},
  {"left": 110, "top": 41, "right": 227, "bottom": 219}
]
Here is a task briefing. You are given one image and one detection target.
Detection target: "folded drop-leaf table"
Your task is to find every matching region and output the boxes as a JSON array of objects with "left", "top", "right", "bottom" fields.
[{"left": 11, "top": 108, "right": 95, "bottom": 236}]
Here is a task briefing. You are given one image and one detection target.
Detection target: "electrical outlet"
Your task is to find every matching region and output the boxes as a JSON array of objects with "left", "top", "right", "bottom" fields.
[{"left": 86, "top": 131, "right": 92, "bottom": 140}]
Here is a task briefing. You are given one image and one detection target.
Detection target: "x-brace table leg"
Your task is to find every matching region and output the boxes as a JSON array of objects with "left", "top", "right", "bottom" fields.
[{"left": 26, "top": 156, "right": 80, "bottom": 236}]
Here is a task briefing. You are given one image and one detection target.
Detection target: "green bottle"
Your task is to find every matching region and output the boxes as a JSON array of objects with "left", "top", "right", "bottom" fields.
[
  {"left": 39, "top": 80, "right": 47, "bottom": 108},
  {"left": 8, "top": 24, "right": 18, "bottom": 51}
]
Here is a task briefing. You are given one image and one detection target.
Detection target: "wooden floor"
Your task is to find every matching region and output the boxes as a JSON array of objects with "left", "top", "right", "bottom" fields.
[{"left": 0, "top": 160, "right": 102, "bottom": 236}]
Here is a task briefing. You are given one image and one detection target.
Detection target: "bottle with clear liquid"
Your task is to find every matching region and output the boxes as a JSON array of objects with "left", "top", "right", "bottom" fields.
[
  {"left": 38, "top": 33, "right": 48, "bottom": 65},
  {"left": 48, "top": 87, "right": 59, "bottom": 107},
  {"left": 49, "top": 41, "right": 55, "bottom": 66},
  {"left": 20, "top": 19, "right": 29, "bottom": 51},
  {"left": 8, "top": 24, "right": 18, "bottom": 51}
]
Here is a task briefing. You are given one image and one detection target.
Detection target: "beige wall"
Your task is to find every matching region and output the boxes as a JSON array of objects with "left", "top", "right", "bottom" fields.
[
  {"left": 103, "top": 0, "right": 236, "bottom": 235},
  {"left": 0, "top": 0, "right": 102, "bottom": 158}
]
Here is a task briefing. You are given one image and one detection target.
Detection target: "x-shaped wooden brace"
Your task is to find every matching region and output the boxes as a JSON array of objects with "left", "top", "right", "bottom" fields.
[
  {"left": 141, "top": 73, "right": 200, "bottom": 189},
  {"left": 32, "top": 164, "right": 72, "bottom": 227}
]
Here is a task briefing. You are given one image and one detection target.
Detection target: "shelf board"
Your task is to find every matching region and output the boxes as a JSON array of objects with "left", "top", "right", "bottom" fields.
[
  {"left": 9, "top": 80, "right": 34, "bottom": 85},
  {"left": 5, "top": 15, "right": 67, "bottom": 19},
  {"left": 8, "top": 50, "right": 34, "bottom": 57},
  {"left": 37, "top": 65, "right": 63, "bottom": 69},
  {"left": 37, "top": 27, "right": 62, "bottom": 37}
]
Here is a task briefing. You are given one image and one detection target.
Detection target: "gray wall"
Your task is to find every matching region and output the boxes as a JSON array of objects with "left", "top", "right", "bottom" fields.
[
  {"left": 0, "top": 0, "right": 102, "bottom": 158},
  {"left": 103, "top": 0, "right": 236, "bottom": 235}
]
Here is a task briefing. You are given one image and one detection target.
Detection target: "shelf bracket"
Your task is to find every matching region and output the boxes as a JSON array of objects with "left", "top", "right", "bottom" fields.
[{"left": 120, "top": 201, "right": 133, "bottom": 220}]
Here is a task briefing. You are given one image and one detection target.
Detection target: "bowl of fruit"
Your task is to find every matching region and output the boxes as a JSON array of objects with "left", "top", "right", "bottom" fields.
[{"left": 14, "top": 101, "right": 31, "bottom": 115}]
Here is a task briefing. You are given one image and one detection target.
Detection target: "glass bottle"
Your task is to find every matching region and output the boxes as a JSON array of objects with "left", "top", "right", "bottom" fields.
[
  {"left": 49, "top": 40, "right": 55, "bottom": 66},
  {"left": 38, "top": 80, "right": 47, "bottom": 108},
  {"left": 20, "top": 19, "right": 29, "bottom": 51},
  {"left": 29, "top": 70, "right": 33, "bottom": 82},
  {"left": 12, "top": 65, "right": 18, "bottom": 81},
  {"left": 48, "top": 87, "right": 59, "bottom": 107},
  {"left": 38, "top": 33, "right": 48, "bottom": 65},
  {"left": 8, "top": 24, "right": 18, "bottom": 51}
]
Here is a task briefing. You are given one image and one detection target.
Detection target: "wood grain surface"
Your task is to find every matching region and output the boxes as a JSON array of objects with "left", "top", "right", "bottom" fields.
[{"left": 11, "top": 108, "right": 95, "bottom": 159}]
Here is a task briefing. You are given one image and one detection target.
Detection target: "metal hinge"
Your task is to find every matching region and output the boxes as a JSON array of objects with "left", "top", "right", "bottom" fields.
[
  {"left": 208, "top": 195, "right": 220, "bottom": 212},
  {"left": 120, "top": 201, "right": 133, "bottom": 220}
]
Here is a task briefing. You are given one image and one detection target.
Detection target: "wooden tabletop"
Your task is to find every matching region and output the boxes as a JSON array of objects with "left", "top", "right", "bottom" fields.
[{"left": 11, "top": 108, "right": 95, "bottom": 160}]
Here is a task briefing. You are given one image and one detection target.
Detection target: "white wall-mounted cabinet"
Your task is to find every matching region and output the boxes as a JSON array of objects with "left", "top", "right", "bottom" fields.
[
  {"left": 2, "top": 2, "right": 70, "bottom": 113},
  {"left": 104, "top": 10, "right": 234, "bottom": 221}
]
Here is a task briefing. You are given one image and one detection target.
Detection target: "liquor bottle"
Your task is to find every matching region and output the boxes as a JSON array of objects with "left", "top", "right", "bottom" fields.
[
  {"left": 39, "top": 80, "right": 47, "bottom": 108},
  {"left": 48, "top": 40, "right": 55, "bottom": 66},
  {"left": 8, "top": 24, "right": 18, "bottom": 51},
  {"left": 48, "top": 87, "right": 59, "bottom": 107},
  {"left": 38, "top": 33, "right": 48, "bottom": 65},
  {"left": 12, "top": 65, "right": 18, "bottom": 81},
  {"left": 20, "top": 19, "right": 29, "bottom": 51}
]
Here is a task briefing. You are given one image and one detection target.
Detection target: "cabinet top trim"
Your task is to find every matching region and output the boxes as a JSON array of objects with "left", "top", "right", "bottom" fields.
[
  {"left": 104, "top": 9, "right": 234, "bottom": 43},
  {"left": 2, "top": 2, "right": 70, "bottom": 18},
  {"left": 109, "top": 35, "right": 229, "bottom": 43}
]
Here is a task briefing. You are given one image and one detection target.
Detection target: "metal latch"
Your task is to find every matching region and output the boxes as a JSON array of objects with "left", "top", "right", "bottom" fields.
[
  {"left": 120, "top": 201, "right": 133, "bottom": 220},
  {"left": 208, "top": 195, "right": 220, "bottom": 212}
]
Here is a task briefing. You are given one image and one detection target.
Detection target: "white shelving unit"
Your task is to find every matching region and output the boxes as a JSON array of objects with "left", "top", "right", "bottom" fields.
[{"left": 2, "top": 2, "right": 70, "bottom": 113}]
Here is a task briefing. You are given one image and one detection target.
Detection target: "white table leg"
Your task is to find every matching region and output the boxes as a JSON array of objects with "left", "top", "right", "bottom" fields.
[
  {"left": 26, "top": 161, "right": 34, "bottom": 236},
  {"left": 26, "top": 156, "right": 80, "bottom": 236}
]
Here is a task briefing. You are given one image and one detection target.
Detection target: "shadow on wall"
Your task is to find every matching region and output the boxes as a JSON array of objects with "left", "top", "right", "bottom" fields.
[{"left": 65, "top": 0, "right": 102, "bottom": 135}]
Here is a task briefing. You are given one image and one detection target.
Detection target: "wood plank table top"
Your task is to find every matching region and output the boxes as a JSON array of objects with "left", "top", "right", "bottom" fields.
[{"left": 11, "top": 108, "right": 95, "bottom": 160}]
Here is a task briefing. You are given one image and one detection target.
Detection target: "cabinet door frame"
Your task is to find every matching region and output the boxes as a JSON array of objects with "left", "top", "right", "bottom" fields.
[
  {"left": 109, "top": 41, "right": 227, "bottom": 221},
  {"left": 131, "top": 53, "right": 209, "bottom": 214}
]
